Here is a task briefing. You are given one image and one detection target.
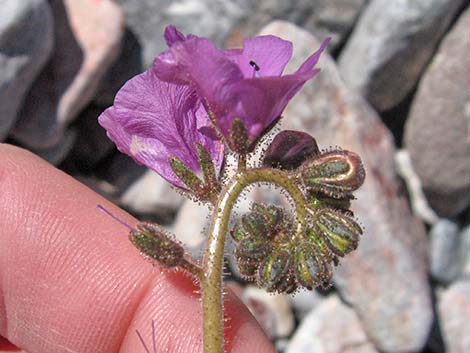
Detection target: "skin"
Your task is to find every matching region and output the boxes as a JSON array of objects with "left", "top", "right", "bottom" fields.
[{"left": 0, "top": 144, "right": 275, "bottom": 353}]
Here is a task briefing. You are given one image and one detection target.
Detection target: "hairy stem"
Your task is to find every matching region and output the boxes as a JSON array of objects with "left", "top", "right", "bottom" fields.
[{"left": 201, "top": 168, "right": 307, "bottom": 353}]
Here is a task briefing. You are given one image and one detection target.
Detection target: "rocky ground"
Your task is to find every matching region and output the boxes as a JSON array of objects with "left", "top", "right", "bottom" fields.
[{"left": 1, "top": 1, "right": 469, "bottom": 352}]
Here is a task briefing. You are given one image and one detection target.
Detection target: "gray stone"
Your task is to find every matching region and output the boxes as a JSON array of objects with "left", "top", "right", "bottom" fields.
[
  {"left": 115, "top": 0, "right": 254, "bottom": 68},
  {"left": 429, "top": 219, "right": 469, "bottom": 284},
  {"left": 404, "top": 9, "right": 470, "bottom": 217},
  {"left": 12, "top": 0, "right": 124, "bottom": 148},
  {"left": 0, "top": 0, "right": 53, "bottom": 140},
  {"left": 395, "top": 150, "right": 439, "bottom": 225},
  {"left": 93, "top": 28, "right": 143, "bottom": 107},
  {"left": 438, "top": 281, "right": 470, "bottom": 353},
  {"left": 170, "top": 199, "right": 211, "bottom": 257},
  {"left": 338, "top": 0, "right": 465, "bottom": 111},
  {"left": 226, "top": 0, "right": 367, "bottom": 50},
  {"left": 286, "top": 296, "right": 378, "bottom": 353},
  {"left": 120, "top": 170, "right": 185, "bottom": 224},
  {"left": 33, "top": 128, "right": 76, "bottom": 165},
  {"left": 289, "top": 289, "right": 324, "bottom": 321},
  {"left": 68, "top": 105, "right": 115, "bottom": 172},
  {"left": 260, "top": 21, "right": 433, "bottom": 353},
  {"left": 459, "top": 225, "right": 470, "bottom": 280},
  {"left": 241, "top": 286, "right": 295, "bottom": 339}
]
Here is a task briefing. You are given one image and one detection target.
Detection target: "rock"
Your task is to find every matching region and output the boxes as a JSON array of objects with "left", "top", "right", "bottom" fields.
[
  {"left": 241, "top": 286, "right": 295, "bottom": 339},
  {"left": 438, "top": 281, "right": 470, "bottom": 353},
  {"left": 226, "top": 0, "right": 367, "bottom": 50},
  {"left": 404, "top": 9, "right": 470, "bottom": 217},
  {"left": 338, "top": 0, "right": 465, "bottom": 111},
  {"left": 395, "top": 150, "right": 439, "bottom": 225},
  {"left": 0, "top": 0, "right": 53, "bottom": 140},
  {"left": 286, "top": 296, "right": 378, "bottom": 353},
  {"left": 120, "top": 170, "right": 184, "bottom": 224},
  {"left": 66, "top": 105, "right": 115, "bottom": 173},
  {"left": 289, "top": 289, "right": 324, "bottom": 321},
  {"left": 12, "top": 0, "right": 124, "bottom": 148},
  {"left": 429, "top": 219, "right": 469, "bottom": 284},
  {"left": 32, "top": 128, "right": 77, "bottom": 165},
  {"left": 171, "top": 200, "right": 210, "bottom": 254},
  {"left": 93, "top": 28, "right": 143, "bottom": 107},
  {"left": 459, "top": 225, "right": 470, "bottom": 280},
  {"left": 260, "top": 21, "right": 433, "bottom": 353},
  {"left": 115, "top": 0, "right": 253, "bottom": 68},
  {"left": 97, "top": 153, "right": 147, "bottom": 194}
]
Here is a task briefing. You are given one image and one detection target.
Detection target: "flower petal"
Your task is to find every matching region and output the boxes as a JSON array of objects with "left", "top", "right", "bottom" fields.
[
  {"left": 163, "top": 25, "right": 186, "bottom": 46},
  {"left": 224, "top": 70, "right": 318, "bottom": 141},
  {"left": 235, "top": 35, "right": 293, "bottom": 78},
  {"left": 296, "top": 37, "right": 331, "bottom": 74},
  {"left": 98, "top": 69, "right": 224, "bottom": 188}
]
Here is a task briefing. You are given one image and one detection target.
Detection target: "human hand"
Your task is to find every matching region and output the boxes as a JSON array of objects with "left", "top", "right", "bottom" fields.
[{"left": 0, "top": 144, "right": 275, "bottom": 353}]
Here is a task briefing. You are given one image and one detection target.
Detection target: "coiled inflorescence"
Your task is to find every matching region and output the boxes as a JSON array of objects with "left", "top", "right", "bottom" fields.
[{"left": 231, "top": 131, "right": 365, "bottom": 293}]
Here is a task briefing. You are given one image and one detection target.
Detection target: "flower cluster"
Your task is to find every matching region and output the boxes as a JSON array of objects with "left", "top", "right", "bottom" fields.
[
  {"left": 232, "top": 132, "right": 364, "bottom": 293},
  {"left": 99, "top": 25, "right": 364, "bottom": 297},
  {"left": 98, "top": 25, "right": 329, "bottom": 195}
]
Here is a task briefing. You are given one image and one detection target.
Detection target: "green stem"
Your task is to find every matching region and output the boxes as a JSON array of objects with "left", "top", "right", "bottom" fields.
[{"left": 201, "top": 168, "right": 307, "bottom": 353}]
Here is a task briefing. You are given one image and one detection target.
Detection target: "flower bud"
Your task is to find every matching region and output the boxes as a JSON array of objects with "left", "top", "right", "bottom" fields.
[
  {"left": 250, "top": 203, "right": 284, "bottom": 238},
  {"left": 313, "top": 208, "right": 362, "bottom": 257},
  {"left": 300, "top": 150, "right": 365, "bottom": 198},
  {"left": 232, "top": 203, "right": 284, "bottom": 242},
  {"left": 258, "top": 250, "right": 296, "bottom": 293},
  {"left": 130, "top": 223, "right": 184, "bottom": 267},
  {"left": 263, "top": 130, "right": 319, "bottom": 170},
  {"left": 236, "top": 259, "right": 259, "bottom": 279},
  {"left": 236, "top": 237, "right": 271, "bottom": 261},
  {"left": 308, "top": 192, "right": 352, "bottom": 212},
  {"left": 295, "top": 243, "right": 333, "bottom": 290}
]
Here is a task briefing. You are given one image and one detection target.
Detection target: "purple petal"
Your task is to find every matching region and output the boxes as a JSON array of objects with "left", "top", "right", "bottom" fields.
[
  {"left": 223, "top": 70, "right": 318, "bottom": 140},
  {"left": 98, "top": 69, "right": 224, "bottom": 188},
  {"left": 164, "top": 25, "right": 186, "bottom": 46},
  {"left": 296, "top": 37, "right": 331, "bottom": 74},
  {"left": 154, "top": 27, "right": 329, "bottom": 149},
  {"left": 235, "top": 36, "right": 293, "bottom": 78},
  {"left": 154, "top": 36, "right": 244, "bottom": 127}
]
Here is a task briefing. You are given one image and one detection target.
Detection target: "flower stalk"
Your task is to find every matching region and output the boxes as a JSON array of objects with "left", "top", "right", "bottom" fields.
[{"left": 201, "top": 167, "right": 307, "bottom": 353}]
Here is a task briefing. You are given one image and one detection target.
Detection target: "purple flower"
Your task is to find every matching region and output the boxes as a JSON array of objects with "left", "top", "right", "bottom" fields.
[
  {"left": 154, "top": 25, "right": 330, "bottom": 152},
  {"left": 98, "top": 68, "right": 224, "bottom": 189}
]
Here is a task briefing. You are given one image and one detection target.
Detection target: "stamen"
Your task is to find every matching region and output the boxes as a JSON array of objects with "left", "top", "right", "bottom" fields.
[
  {"left": 249, "top": 60, "right": 261, "bottom": 78},
  {"left": 249, "top": 60, "right": 260, "bottom": 71},
  {"left": 136, "top": 329, "right": 152, "bottom": 353},
  {"left": 152, "top": 319, "right": 157, "bottom": 353},
  {"left": 97, "top": 204, "right": 134, "bottom": 231}
]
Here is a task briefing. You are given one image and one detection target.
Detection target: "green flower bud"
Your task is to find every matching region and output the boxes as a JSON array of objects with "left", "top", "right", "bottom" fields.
[
  {"left": 300, "top": 150, "right": 365, "bottom": 198},
  {"left": 314, "top": 208, "right": 362, "bottom": 257},
  {"left": 240, "top": 212, "right": 267, "bottom": 239},
  {"left": 258, "top": 250, "right": 296, "bottom": 293},
  {"left": 295, "top": 244, "right": 333, "bottom": 290},
  {"left": 130, "top": 223, "right": 185, "bottom": 267},
  {"left": 236, "top": 237, "right": 271, "bottom": 261},
  {"left": 308, "top": 192, "right": 352, "bottom": 212},
  {"left": 231, "top": 203, "right": 284, "bottom": 242},
  {"left": 236, "top": 259, "right": 259, "bottom": 279},
  {"left": 251, "top": 203, "right": 284, "bottom": 238}
]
